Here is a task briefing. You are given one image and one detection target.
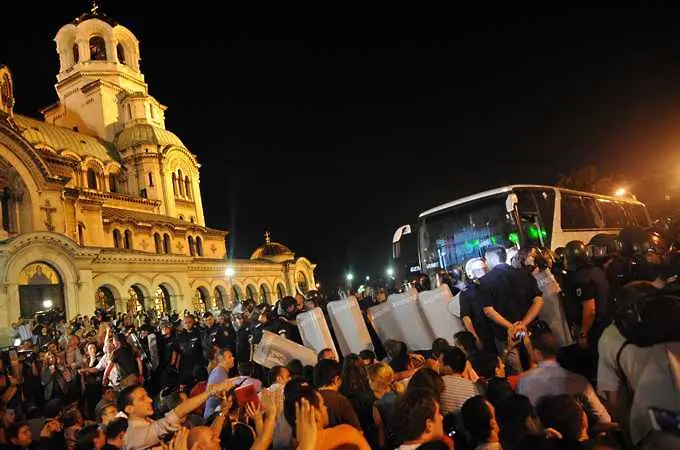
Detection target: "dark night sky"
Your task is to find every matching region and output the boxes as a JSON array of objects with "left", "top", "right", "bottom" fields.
[{"left": 5, "top": 2, "right": 680, "bottom": 288}]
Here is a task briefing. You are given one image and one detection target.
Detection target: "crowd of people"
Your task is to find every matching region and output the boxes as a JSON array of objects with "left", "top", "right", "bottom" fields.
[{"left": 1, "top": 225, "right": 679, "bottom": 450}]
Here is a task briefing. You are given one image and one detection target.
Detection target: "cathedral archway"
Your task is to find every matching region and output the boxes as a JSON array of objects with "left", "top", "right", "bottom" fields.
[
  {"left": 95, "top": 286, "right": 116, "bottom": 311},
  {"left": 275, "top": 282, "right": 287, "bottom": 301},
  {"left": 232, "top": 284, "right": 243, "bottom": 304},
  {"left": 153, "top": 284, "right": 172, "bottom": 316},
  {"left": 214, "top": 285, "right": 227, "bottom": 310},
  {"left": 259, "top": 283, "right": 271, "bottom": 304},
  {"left": 193, "top": 286, "right": 209, "bottom": 312},
  {"left": 246, "top": 284, "right": 257, "bottom": 302},
  {"left": 127, "top": 285, "right": 145, "bottom": 314},
  {"left": 296, "top": 271, "right": 309, "bottom": 295},
  {"left": 18, "top": 262, "right": 65, "bottom": 318}
]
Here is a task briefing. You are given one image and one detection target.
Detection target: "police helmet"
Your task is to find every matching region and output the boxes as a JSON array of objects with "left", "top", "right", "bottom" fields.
[
  {"left": 465, "top": 257, "right": 488, "bottom": 281},
  {"left": 588, "top": 233, "right": 621, "bottom": 259},
  {"left": 618, "top": 227, "right": 669, "bottom": 260},
  {"left": 564, "top": 240, "right": 590, "bottom": 271}
]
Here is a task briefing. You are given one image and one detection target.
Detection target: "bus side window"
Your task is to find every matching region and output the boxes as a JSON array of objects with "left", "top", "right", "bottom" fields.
[
  {"left": 582, "top": 196, "right": 605, "bottom": 228},
  {"left": 627, "top": 203, "right": 650, "bottom": 227},
  {"left": 561, "top": 195, "right": 590, "bottom": 229}
]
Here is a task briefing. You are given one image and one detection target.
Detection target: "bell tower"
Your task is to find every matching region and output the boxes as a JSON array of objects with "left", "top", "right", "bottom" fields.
[{"left": 42, "top": 3, "right": 166, "bottom": 142}]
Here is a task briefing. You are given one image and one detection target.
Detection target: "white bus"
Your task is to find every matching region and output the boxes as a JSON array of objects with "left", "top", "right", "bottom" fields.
[{"left": 392, "top": 185, "right": 651, "bottom": 280}]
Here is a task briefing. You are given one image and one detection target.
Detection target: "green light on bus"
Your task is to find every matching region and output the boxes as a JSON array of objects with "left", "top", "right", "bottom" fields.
[
  {"left": 490, "top": 236, "right": 497, "bottom": 245},
  {"left": 527, "top": 226, "right": 540, "bottom": 240},
  {"left": 508, "top": 232, "right": 520, "bottom": 245}
]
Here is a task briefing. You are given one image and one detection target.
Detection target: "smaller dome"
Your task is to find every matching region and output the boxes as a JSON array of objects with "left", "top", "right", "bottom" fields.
[
  {"left": 250, "top": 231, "right": 295, "bottom": 263},
  {"left": 114, "top": 124, "right": 186, "bottom": 151}
]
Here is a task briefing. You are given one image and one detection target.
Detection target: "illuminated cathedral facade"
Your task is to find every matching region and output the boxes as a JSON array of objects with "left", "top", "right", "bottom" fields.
[{"left": 0, "top": 7, "right": 316, "bottom": 340}]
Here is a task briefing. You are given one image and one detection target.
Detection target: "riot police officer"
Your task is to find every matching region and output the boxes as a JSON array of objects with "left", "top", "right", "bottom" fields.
[
  {"left": 459, "top": 258, "right": 494, "bottom": 352},
  {"left": 563, "top": 240, "right": 610, "bottom": 350},
  {"left": 176, "top": 314, "right": 205, "bottom": 385}
]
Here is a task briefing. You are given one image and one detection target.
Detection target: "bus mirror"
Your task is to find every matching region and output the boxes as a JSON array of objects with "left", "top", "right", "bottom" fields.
[
  {"left": 505, "top": 193, "right": 518, "bottom": 213},
  {"left": 392, "top": 224, "right": 412, "bottom": 244}
]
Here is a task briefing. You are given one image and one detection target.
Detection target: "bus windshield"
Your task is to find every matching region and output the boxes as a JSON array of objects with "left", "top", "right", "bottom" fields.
[{"left": 418, "top": 194, "right": 519, "bottom": 274}]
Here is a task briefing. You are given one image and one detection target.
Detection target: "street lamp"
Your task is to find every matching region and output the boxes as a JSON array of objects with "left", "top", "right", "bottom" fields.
[
  {"left": 614, "top": 188, "right": 627, "bottom": 197},
  {"left": 346, "top": 273, "right": 354, "bottom": 281},
  {"left": 366, "top": 276, "right": 370, "bottom": 281},
  {"left": 386, "top": 267, "right": 394, "bottom": 277},
  {"left": 225, "top": 267, "right": 235, "bottom": 277}
]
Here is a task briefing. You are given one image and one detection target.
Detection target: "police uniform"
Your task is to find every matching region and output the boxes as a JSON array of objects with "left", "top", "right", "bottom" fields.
[
  {"left": 564, "top": 264, "right": 610, "bottom": 345},
  {"left": 177, "top": 327, "right": 204, "bottom": 384}
]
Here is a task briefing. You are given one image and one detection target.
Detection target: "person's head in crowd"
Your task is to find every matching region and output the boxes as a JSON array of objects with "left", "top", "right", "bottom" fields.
[
  {"left": 139, "top": 324, "right": 154, "bottom": 338},
  {"left": 7, "top": 422, "right": 32, "bottom": 448},
  {"left": 484, "top": 246, "right": 508, "bottom": 270},
  {"left": 183, "top": 314, "right": 196, "bottom": 331},
  {"left": 376, "top": 287, "right": 388, "bottom": 303},
  {"left": 343, "top": 353, "right": 362, "bottom": 368},
  {"left": 431, "top": 338, "right": 450, "bottom": 361},
  {"left": 104, "top": 417, "right": 127, "bottom": 449},
  {"left": 385, "top": 340, "right": 408, "bottom": 360},
  {"left": 471, "top": 351, "right": 505, "bottom": 381},
  {"left": 281, "top": 296, "right": 297, "bottom": 315},
  {"left": 192, "top": 365, "right": 208, "bottom": 385},
  {"left": 484, "top": 377, "right": 514, "bottom": 407},
  {"left": 295, "top": 294, "right": 306, "bottom": 312},
  {"left": 215, "top": 348, "right": 234, "bottom": 372},
  {"left": 440, "top": 347, "right": 467, "bottom": 376},
  {"left": 529, "top": 330, "right": 558, "bottom": 364},
  {"left": 303, "top": 365, "right": 315, "bottom": 382},
  {"left": 453, "top": 331, "right": 478, "bottom": 355},
  {"left": 269, "top": 365, "right": 291, "bottom": 387},
  {"left": 287, "top": 359, "right": 304, "bottom": 378},
  {"left": 160, "top": 320, "right": 173, "bottom": 337},
  {"left": 203, "top": 312, "right": 216, "bottom": 329},
  {"left": 85, "top": 342, "right": 97, "bottom": 358},
  {"left": 112, "top": 333, "right": 129, "bottom": 350},
  {"left": 314, "top": 359, "right": 342, "bottom": 390},
  {"left": 536, "top": 394, "right": 588, "bottom": 443},
  {"left": 68, "top": 334, "right": 80, "bottom": 350},
  {"left": 188, "top": 425, "right": 221, "bottom": 450},
  {"left": 45, "top": 399, "right": 63, "bottom": 420},
  {"left": 367, "top": 362, "right": 395, "bottom": 398},
  {"left": 340, "top": 359, "right": 371, "bottom": 397},
  {"left": 461, "top": 396, "right": 501, "bottom": 447},
  {"left": 407, "top": 367, "right": 445, "bottom": 399},
  {"left": 1, "top": 407, "right": 16, "bottom": 426},
  {"left": 283, "top": 384, "right": 328, "bottom": 433},
  {"left": 359, "top": 349, "right": 376, "bottom": 365},
  {"left": 317, "top": 348, "right": 337, "bottom": 362},
  {"left": 76, "top": 423, "right": 106, "bottom": 450},
  {"left": 63, "top": 407, "right": 85, "bottom": 428},
  {"left": 495, "top": 394, "right": 545, "bottom": 450},
  {"left": 118, "top": 384, "right": 155, "bottom": 420},
  {"left": 392, "top": 388, "right": 444, "bottom": 446}
]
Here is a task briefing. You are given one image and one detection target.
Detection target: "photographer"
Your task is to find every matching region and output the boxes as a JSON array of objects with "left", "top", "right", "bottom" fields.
[{"left": 41, "top": 352, "right": 71, "bottom": 402}]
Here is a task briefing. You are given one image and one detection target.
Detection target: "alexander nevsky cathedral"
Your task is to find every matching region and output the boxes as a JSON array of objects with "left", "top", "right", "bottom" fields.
[{"left": 0, "top": 7, "right": 316, "bottom": 341}]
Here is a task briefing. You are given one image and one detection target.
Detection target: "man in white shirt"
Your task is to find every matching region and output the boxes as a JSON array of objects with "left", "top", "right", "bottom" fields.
[
  {"left": 119, "top": 379, "right": 232, "bottom": 450},
  {"left": 518, "top": 330, "right": 610, "bottom": 424}
]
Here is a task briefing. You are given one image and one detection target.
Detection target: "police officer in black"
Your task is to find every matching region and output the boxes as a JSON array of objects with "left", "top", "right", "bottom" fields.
[
  {"left": 176, "top": 314, "right": 205, "bottom": 385},
  {"left": 201, "top": 311, "right": 229, "bottom": 362},
  {"left": 459, "top": 265, "right": 496, "bottom": 354},
  {"left": 563, "top": 240, "right": 610, "bottom": 351},
  {"left": 478, "top": 246, "right": 544, "bottom": 371}
]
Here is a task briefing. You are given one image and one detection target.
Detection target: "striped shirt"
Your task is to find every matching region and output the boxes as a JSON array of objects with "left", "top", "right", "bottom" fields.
[{"left": 440, "top": 374, "right": 479, "bottom": 415}]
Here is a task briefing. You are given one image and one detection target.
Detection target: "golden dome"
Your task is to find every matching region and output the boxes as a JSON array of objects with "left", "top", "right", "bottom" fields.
[{"left": 250, "top": 231, "right": 295, "bottom": 263}]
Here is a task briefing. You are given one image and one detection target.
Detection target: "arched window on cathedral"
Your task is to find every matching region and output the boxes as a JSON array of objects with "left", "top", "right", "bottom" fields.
[
  {"left": 124, "top": 230, "right": 133, "bottom": 250},
  {"left": 172, "top": 173, "right": 178, "bottom": 196},
  {"left": 77, "top": 223, "right": 85, "bottom": 246},
  {"left": 109, "top": 174, "right": 118, "bottom": 193},
  {"left": 87, "top": 168, "right": 98, "bottom": 190},
  {"left": 154, "top": 232, "right": 162, "bottom": 254},
  {"left": 187, "top": 236, "right": 195, "bottom": 256},
  {"left": 117, "top": 43, "right": 126, "bottom": 64},
  {"left": 73, "top": 44, "right": 80, "bottom": 64},
  {"left": 163, "top": 233, "right": 171, "bottom": 254},
  {"left": 196, "top": 236, "right": 203, "bottom": 256},
  {"left": 150, "top": 104, "right": 155, "bottom": 120},
  {"left": 148, "top": 172, "right": 154, "bottom": 187},
  {"left": 185, "top": 177, "right": 192, "bottom": 200},
  {"left": 177, "top": 170, "right": 184, "bottom": 197},
  {"left": 89, "top": 36, "right": 107, "bottom": 61},
  {"left": 127, "top": 103, "right": 132, "bottom": 119},
  {"left": 113, "top": 229, "right": 122, "bottom": 248}
]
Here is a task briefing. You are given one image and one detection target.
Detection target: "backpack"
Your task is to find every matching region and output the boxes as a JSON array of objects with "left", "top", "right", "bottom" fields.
[{"left": 612, "top": 282, "right": 680, "bottom": 347}]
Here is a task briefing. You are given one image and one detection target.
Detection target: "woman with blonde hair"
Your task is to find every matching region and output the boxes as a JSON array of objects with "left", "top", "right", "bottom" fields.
[{"left": 368, "top": 362, "right": 400, "bottom": 449}]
